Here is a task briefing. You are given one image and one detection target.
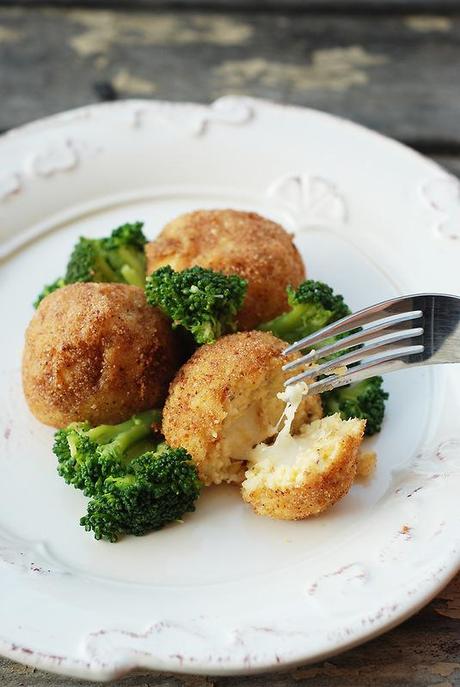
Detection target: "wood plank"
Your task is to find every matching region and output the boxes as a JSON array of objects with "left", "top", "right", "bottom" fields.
[
  {"left": 429, "top": 155, "right": 460, "bottom": 179},
  {"left": 1, "top": 7, "right": 460, "bottom": 145},
  {"left": 0, "top": 574, "right": 458, "bottom": 685},
  {"left": 2, "top": 1, "right": 460, "bottom": 12}
]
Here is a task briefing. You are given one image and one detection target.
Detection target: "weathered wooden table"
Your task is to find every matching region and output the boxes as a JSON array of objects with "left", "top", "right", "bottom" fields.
[{"left": 1, "top": 1, "right": 459, "bottom": 684}]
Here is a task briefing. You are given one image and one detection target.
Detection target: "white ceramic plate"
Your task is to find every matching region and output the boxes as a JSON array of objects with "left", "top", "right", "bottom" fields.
[{"left": 0, "top": 97, "right": 459, "bottom": 681}]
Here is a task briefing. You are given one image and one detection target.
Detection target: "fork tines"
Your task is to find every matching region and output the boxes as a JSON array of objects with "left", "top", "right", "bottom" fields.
[{"left": 282, "top": 307, "right": 425, "bottom": 390}]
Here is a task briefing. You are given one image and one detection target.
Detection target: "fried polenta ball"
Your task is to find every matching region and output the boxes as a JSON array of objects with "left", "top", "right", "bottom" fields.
[
  {"left": 145, "top": 210, "right": 305, "bottom": 330},
  {"left": 162, "top": 331, "right": 322, "bottom": 486},
  {"left": 242, "top": 412, "right": 366, "bottom": 520},
  {"left": 22, "top": 283, "right": 181, "bottom": 428}
]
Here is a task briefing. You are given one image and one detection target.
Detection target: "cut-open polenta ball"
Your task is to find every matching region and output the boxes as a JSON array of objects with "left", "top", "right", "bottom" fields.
[
  {"left": 162, "top": 331, "right": 322, "bottom": 486},
  {"left": 242, "top": 384, "right": 365, "bottom": 519}
]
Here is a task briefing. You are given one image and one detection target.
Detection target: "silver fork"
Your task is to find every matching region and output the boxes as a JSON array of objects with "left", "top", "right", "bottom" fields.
[{"left": 282, "top": 293, "right": 460, "bottom": 394}]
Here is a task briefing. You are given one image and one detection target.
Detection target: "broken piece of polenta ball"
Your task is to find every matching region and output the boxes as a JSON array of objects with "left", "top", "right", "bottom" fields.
[{"left": 242, "top": 383, "right": 366, "bottom": 519}]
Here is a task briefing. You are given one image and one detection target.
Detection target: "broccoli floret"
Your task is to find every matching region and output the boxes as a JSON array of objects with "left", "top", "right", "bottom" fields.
[
  {"left": 53, "top": 409, "right": 162, "bottom": 496},
  {"left": 145, "top": 265, "right": 247, "bottom": 345},
  {"left": 80, "top": 446, "right": 201, "bottom": 542},
  {"left": 65, "top": 222, "right": 147, "bottom": 288},
  {"left": 106, "top": 222, "right": 148, "bottom": 252},
  {"left": 33, "top": 277, "right": 67, "bottom": 309},
  {"left": 259, "top": 280, "right": 350, "bottom": 344},
  {"left": 322, "top": 376, "right": 389, "bottom": 436},
  {"left": 55, "top": 412, "right": 201, "bottom": 542},
  {"left": 64, "top": 237, "right": 117, "bottom": 284},
  {"left": 34, "top": 223, "right": 147, "bottom": 307},
  {"left": 259, "top": 279, "right": 388, "bottom": 435}
]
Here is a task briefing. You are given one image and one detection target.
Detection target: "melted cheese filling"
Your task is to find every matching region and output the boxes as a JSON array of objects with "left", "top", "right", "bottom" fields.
[{"left": 248, "top": 381, "right": 311, "bottom": 468}]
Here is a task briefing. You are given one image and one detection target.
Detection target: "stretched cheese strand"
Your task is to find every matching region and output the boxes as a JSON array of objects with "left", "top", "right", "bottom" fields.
[{"left": 248, "top": 381, "right": 309, "bottom": 467}]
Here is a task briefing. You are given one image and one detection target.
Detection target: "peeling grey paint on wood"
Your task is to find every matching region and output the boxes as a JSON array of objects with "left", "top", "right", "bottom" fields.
[
  {"left": 1, "top": 7, "right": 460, "bottom": 144},
  {"left": 65, "top": 10, "right": 254, "bottom": 56},
  {"left": 1, "top": 0, "right": 460, "bottom": 9},
  {"left": 213, "top": 47, "right": 388, "bottom": 94}
]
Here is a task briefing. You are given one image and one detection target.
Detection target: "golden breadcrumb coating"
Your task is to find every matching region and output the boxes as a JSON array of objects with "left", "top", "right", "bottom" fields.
[
  {"left": 162, "top": 331, "right": 322, "bottom": 486},
  {"left": 22, "top": 283, "right": 181, "bottom": 428},
  {"left": 145, "top": 209, "right": 305, "bottom": 330},
  {"left": 242, "top": 414, "right": 365, "bottom": 519}
]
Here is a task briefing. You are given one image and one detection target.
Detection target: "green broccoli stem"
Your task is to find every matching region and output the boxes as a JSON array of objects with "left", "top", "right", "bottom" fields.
[
  {"left": 93, "top": 250, "right": 123, "bottom": 283},
  {"left": 326, "top": 383, "right": 362, "bottom": 407},
  {"left": 124, "top": 436, "right": 162, "bottom": 461},
  {"left": 120, "top": 265, "right": 143, "bottom": 288},
  {"left": 111, "top": 246, "right": 146, "bottom": 288},
  {"left": 192, "top": 320, "right": 222, "bottom": 345},
  {"left": 117, "top": 247, "right": 146, "bottom": 273},
  {"left": 87, "top": 409, "right": 161, "bottom": 459},
  {"left": 258, "top": 303, "right": 333, "bottom": 344},
  {"left": 67, "top": 433, "right": 81, "bottom": 461}
]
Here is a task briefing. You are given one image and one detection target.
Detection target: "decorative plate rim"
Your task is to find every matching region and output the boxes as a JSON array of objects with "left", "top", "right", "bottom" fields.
[{"left": 0, "top": 96, "right": 459, "bottom": 681}]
